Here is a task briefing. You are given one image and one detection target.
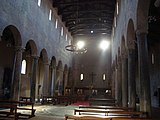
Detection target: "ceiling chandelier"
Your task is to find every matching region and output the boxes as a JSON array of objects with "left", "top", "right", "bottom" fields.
[{"left": 65, "top": 43, "right": 87, "bottom": 54}]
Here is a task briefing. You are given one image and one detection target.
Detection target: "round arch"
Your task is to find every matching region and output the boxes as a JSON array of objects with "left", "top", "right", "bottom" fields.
[
  {"left": 2, "top": 25, "right": 22, "bottom": 46},
  {"left": 57, "top": 60, "right": 63, "bottom": 70},
  {"left": 50, "top": 56, "right": 56, "bottom": 68},
  {"left": 40, "top": 48, "right": 49, "bottom": 64},
  {"left": 121, "top": 35, "right": 127, "bottom": 56},
  {"left": 25, "top": 40, "right": 38, "bottom": 56}
]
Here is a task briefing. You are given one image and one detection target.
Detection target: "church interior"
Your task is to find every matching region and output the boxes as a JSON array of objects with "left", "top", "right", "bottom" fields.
[{"left": 0, "top": 0, "right": 160, "bottom": 120}]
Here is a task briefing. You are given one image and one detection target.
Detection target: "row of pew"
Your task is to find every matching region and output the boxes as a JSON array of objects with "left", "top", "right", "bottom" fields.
[
  {"left": 65, "top": 98, "right": 151, "bottom": 120},
  {"left": 0, "top": 99, "right": 36, "bottom": 120},
  {"left": 41, "top": 95, "right": 85, "bottom": 105}
]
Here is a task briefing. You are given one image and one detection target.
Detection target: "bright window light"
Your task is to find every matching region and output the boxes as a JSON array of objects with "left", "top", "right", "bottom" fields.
[
  {"left": 116, "top": 2, "right": 119, "bottom": 15},
  {"left": 77, "top": 41, "right": 85, "bottom": 49},
  {"left": 21, "top": 60, "right": 26, "bottom": 74},
  {"left": 61, "top": 27, "right": 64, "bottom": 36},
  {"left": 49, "top": 9, "right": 52, "bottom": 21},
  {"left": 99, "top": 40, "right": 110, "bottom": 51},
  {"left": 38, "top": 0, "right": 41, "bottom": 7},
  {"left": 103, "top": 74, "right": 106, "bottom": 80},
  {"left": 65, "top": 34, "right": 68, "bottom": 41},
  {"left": 114, "top": 17, "right": 117, "bottom": 27},
  {"left": 80, "top": 74, "right": 84, "bottom": 80},
  {"left": 55, "top": 19, "right": 58, "bottom": 29}
]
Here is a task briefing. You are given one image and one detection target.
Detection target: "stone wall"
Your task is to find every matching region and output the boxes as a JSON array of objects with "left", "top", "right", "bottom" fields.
[
  {"left": 0, "top": 0, "right": 72, "bottom": 66},
  {"left": 112, "top": 0, "right": 160, "bottom": 107}
]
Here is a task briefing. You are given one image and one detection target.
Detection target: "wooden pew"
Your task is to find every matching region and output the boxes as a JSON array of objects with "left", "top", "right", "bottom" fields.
[
  {"left": 0, "top": 104, "right": 18, "bottom": 120},
  {"left": 74, "top": 109, "right": 145, "bottom": 117},
  {"left": 0, "top": 100, "right": 36, "bottom": 118},
  {"left": 65, "top": 115, "right": 151, "bottom": 120},
  {"left": 20, "top": 96, "right": 32, "bottom": 102},
  {"left": 54, "top": 96, "right": 72, "bottom": 106},
  {"left": 41, "top": 95, "right": 75, "bottom": 105},
  {"left": 89, "top": 98, "right": 117, "bottom": 106},
  {"left": 41, "top": 96, "right": 56, "bottom": 105},
  {"left": 17, "top": 101, "right": 36, "bottom": 118},
  {"left": 79, "top": 106, "right": 134, "bottom": 111},
  {"left": 65, "top": 114, "right": 111, "bottom": 120}
]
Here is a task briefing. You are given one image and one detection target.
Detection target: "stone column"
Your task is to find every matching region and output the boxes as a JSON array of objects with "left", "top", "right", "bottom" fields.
[
  {"left": 121, "top": 53, "right": 128, "bottom": 107},
  {"left": 30, "top": 56, "right": 38, "bottom": 102},
  {"left": 51, "top": 65, "right": 56, "bottom": 96},
  {"left": 11, "top": 46, "right": 23, "bottom": 101},
  {"left": 58, "top": 69, "right": 63, "bottom": 95},
  {"left": 128, "top": 48, "right": 136, "bottom": 109},
  {"left": 117, "top": 58, "right": 122, "bottom": 106},
  {"left": 137, "top": 32, "right": 151, "bottom": 116},
  {"left": 111, "top": 68, "right": 116, "bottom": 98},
  {"left": 42, "top": 63, "right": 49, "bottom": 96}
]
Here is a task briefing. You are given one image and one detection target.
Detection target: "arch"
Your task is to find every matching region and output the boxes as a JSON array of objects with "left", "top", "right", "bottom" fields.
[
  {"left": 57, "top": 60, "right": 63, "bottom": 70},
  {"left": 25, "top": 40, "right": 38, "bottom": 56},
  {"left": 40, "top": 49, "right": 49, "bottom": 64},
  {"left": 126, "top": 19, "right": 136, "bottom": 50},
  {"left": 136, "top": 0, "right": 150, "bottom": 33},
  {"left": 50, "top": 56, "right": 56, "bottom": 68},
  {"left": 118, "top": 47, "right": 121, "bottom": 58},
  {"left": 2, "top": 25, "right": 22, "bottom": 46},
  {"left": 64, "top": 64, "right": 68, "bottom": 72},
  {"left": 120, "top": 35, "right": 127, "bottom": 56}
]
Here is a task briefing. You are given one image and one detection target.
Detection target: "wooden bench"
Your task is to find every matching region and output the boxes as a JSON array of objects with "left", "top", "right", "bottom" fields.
[
  {"left": 89, "top": 98, "right": 117, "bottom": 106},
  {"left": 41, "top": 96, "right": 55, "bottom": 105},
  {"left": 0, "top": 104, "right": 19, "bottom": 120},
  {"left": 79, "top": 106, "right": 134, "bottom": 111},
  {"left": 74, "top": 109, "right": 145, "bottom": 117},
  {"left": 65, "top": 114, "right": 111, "bottom": 120},
  {"left": 0, "top": 100, "right": 36, "bottom": 119},
  {"left": 17, "top": 101, "right": 36, "bottom": 118},
  {"left": 54, "top": 96, "right": 72, "bottom": 106},
  {"left": 65, "top": 115, "right": 151, "bottom": 120},
  {"left": 20, "top": 96, "right": 32, "bottom": 102}
]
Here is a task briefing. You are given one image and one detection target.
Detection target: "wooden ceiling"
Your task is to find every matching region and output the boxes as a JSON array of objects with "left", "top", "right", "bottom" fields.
[
  {"left": 52, "top": 0, "right": 116, "bottom": 38},
  {"left": 148, "top": 0, "right": 160, "bottom": 46}
]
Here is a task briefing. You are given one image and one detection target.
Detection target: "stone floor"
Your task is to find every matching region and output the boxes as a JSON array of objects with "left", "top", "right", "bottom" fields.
[
  {"left": 25, "top": 104, "right": 160, "bottom": 120},
  {"left": 0, "top": 103, "right": 160, "bottom": 120},
  {"left": 30, "top": 104, "right": 77, "bottom": 120}
]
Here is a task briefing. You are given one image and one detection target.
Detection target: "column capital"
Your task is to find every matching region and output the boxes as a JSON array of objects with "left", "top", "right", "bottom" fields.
[
  {"left": 136, "top": 30, "right": 148, "bottom": 36},
  {"left": 44, "top": 62, "right": 49, "bottom": 66},
  {"left": 111, "top": 61, "right": 116, "bottom": 71},
  {"left": 128, "top": 40, "right": 136, "bottom": 50},
  {"left": 117, "top": 56, "right": 122, "bottom": 65},
  {"left": 14, "top": 46, "right": 24, "bottom": 52},
  {"left": 121, "top": 52, "right": 128, "bottom": 61},
  {"left": 50, "top": 65, "right": 56, "bottom": 69},
  {"left": 31, "top": 55, "right": 39, "bottom": 60}
]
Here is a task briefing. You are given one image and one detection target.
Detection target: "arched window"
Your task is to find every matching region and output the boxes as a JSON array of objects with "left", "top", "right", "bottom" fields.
[
  {"left": 80, "top": 73, "right": 84, "bottom": 80},
  {"left": 38, "top": 0, "right": 41, "bottom": 7},
  {"left": 21, "top": 60, "right": 26, "bottom": 74},
  {"left": 102, "top": 74, "right": 106, "bottom": 80}
]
